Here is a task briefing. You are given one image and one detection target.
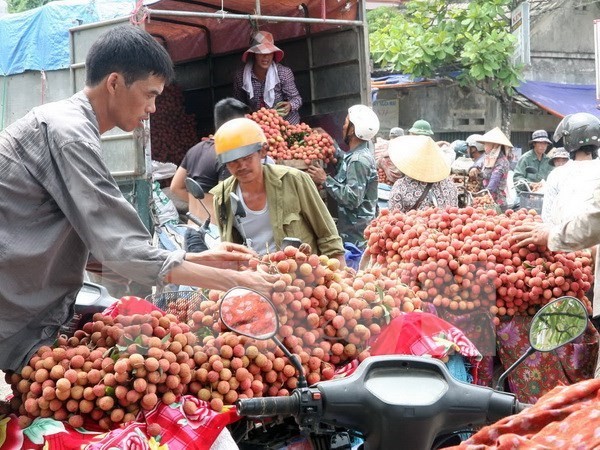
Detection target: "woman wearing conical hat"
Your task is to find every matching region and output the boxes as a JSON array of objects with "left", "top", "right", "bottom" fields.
[
  {"left": 468, "top": 127, "right": 512, "bottom": 208},
  {"left": 387, "top": 135, "right": 458, "bottom": 212}
]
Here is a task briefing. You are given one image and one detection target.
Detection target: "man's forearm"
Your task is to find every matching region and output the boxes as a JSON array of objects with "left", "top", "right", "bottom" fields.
[
  {"left": 165, "top": 260, "right": 239, "bottom": 291},
  {"left": 171, "top": 185, "right": 189, "bottom": 202},
  {"left": 549, "top": 209, "right": 600, "bottom": 252}
]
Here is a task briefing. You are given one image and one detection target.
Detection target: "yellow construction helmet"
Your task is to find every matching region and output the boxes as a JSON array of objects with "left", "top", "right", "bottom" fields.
[{"left": 214, "top": 117, "right": 267, "bottom": 164}]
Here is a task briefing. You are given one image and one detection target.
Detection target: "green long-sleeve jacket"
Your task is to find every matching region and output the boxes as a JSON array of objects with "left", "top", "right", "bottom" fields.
[
  {"left": 323, "top": 141, "right": 378, "bottom": 248},
  {"left": 211, "top": 164, "right": 344, "bottom": 257},
  {"left": 513, "top": 150, "right": 553, "bottom": 189}
]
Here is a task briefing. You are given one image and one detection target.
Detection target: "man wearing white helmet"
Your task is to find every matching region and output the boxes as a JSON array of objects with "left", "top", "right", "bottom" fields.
[{"left": 307, "top": 105, "right": 380, "bottom": 249}]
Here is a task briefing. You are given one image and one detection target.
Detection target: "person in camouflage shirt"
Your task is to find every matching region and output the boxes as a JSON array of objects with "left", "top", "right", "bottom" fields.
[{"left": 307, "top": 105, "right": 380, "bottom": 248}]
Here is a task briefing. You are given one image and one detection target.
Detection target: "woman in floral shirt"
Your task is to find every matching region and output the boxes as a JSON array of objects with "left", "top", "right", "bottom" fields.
[
  {"left": 388, "top": 135, "right": 458, "bottom": 212},
  {"left": 468, "top": 127, "right": 512, "bottom": 208}
]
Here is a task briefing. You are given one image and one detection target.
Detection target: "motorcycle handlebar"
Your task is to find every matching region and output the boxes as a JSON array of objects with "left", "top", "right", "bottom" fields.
[
  {"left": 515, "top": 401, "right": 532, "bottom": 413},
  {"left": 237, "top": 392, "right": 300, "bottom": 417}
]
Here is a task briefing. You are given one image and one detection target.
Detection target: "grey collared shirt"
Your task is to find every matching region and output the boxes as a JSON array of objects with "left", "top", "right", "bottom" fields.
[{"left": 0, "top": 92, "right": 183, "bottom": 371}]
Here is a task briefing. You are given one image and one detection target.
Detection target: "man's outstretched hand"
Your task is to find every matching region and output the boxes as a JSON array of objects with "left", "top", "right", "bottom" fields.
[
  {"left": 186, "top": 242, "right": 257, "bottom": 269},
  {"left": 511, "top": 223, "right": 551, "bottom": 248}
]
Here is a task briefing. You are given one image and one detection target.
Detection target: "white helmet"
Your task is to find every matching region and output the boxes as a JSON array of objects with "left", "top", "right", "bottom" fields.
[
  {"left": 466, "top": 134, "right": 484, "bottom": 153},
  {"left": 348, "top": 105, "right": 380, "bottom": 141}
]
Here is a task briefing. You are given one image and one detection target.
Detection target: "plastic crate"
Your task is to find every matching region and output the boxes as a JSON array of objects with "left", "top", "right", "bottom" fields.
[
  {"left": 146, "top": 290, "right": 209, "bottom": 323},
  {"left": 519, "top": 192, "right": 544, "bottom": 214}
]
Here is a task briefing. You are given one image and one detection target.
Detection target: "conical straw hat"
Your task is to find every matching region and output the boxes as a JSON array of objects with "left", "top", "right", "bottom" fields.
[
  {"left": 477, "top": 127, "right": 513, "bottom": 148},
  {"left": 388, "top": 135, "right": 450, "bottom": 183}
]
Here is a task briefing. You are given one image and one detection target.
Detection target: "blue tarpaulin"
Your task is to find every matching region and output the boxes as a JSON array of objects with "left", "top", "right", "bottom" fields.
[
  {"left": 0, "top": 0, "right": 134, "bottom": 76},
  {"left": 371, "top": 74, "right": 426, "bottom": 84},
  {"left": 516, "top": 80, "right": 600, "bottom": 118}
]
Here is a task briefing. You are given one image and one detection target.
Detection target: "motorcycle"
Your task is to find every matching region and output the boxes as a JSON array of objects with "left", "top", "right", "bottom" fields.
[
  {"left": 71, "top": 178, "right": 213, "bottom": 335},
  {"left": 153, "top": 177, "right": 220, "bottom": 255},
  {"left": 62, "top": 281, "right": 119, "bottom": 336},
  {"left": 512, "top": 169, "right": 544, "bottom": 214},
  {"left": 218, "top": 288, "right": 588, "bottom": 450},
  {"left": 183, "top": 177, "right": 217, "bottom": 253},
  {"left": 377, "top": 183, "right": 391, "bottom": 211}
]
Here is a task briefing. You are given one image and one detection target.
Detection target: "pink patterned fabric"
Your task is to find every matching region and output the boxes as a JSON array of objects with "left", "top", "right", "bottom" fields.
[
  {"left": 495, "top": 316, "right": 598, "bottom": 404},
  {"left": 369, "top": 312, "right": 482, "bottom": 381},
  {"left": 86, "top": 397, "right": 238, "bottom": 450},
  {"left": 334, "top": 312, "right": 482, "bottom": 381},
  {"left": 8, "top": 396, "right": 239, "bottom": 450},
  {"left": 0, "top": 414, "right": 24, "bottom": 449},
  {"left": 102, "top": 295, "right": 162, "bottom": 318}
]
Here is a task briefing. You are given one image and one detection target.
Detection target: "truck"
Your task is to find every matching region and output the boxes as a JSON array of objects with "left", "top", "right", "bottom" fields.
[{"left": 0, "top": 0, "right": 373, "bottom": 229}]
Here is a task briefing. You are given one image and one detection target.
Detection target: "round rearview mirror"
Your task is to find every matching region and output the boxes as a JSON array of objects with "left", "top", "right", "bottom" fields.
[
  {"left": 529, "top": 296, "right": 588, "bottom": 352},
  {"left": 185, "top": 177, "right": 206, "bottom": 200},
  {"left": 219, "top": 288, "right": 278, "bottom": 340}
]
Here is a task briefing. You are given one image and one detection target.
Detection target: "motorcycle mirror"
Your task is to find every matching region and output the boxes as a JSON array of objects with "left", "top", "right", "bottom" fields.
[
  {"left": 184, "top": 177, "right": 211, "bottom": 230},
  {"left": 495, "top": 296, "right": 588, "bottom": 391},
  {"left": 282, "top": 237, "right": 302, "bottom": 249},
  {"left": 229, "top": 193, "right": 252, "bottom": 248},
  {"left": 529, "top": 296, "right": 588, "bottom": 352},
  {"left": 184, "top": 177, "right": 205, "bottom": 200},
  {"left": 220, "top": 288, "right": 278, "bottom": 340},
  {"left": 525, "top": 167, "right": 537, "bottom": 174},
  {"left": 229, "top": 192, "right": 246, "bottom": 219},
  {"left": 220, "top": 287, "right": 308, "bottom": 388}
]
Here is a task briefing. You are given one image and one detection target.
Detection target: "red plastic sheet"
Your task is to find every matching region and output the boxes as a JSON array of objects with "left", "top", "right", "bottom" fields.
[{"left": 143, "top": 0, "right": 359, "bottom": 62}]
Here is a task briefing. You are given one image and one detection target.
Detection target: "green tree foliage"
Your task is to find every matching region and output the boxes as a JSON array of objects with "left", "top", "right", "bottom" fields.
[
  {"left": 7, "top": 0, "right": 53, "bottom": 13},
  {"left": 368, "top": 0, "right": 523, "bottom": 123}
]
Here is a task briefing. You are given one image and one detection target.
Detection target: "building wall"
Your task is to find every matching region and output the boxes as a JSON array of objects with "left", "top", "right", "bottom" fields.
[
  {"left": 374, "top": 83, "right": 559, "bottom": 133},
  {"left": 524, "top": 1, "right": 599, "bottom": 84},
  {"left": 375, "top": 84, "right": 497, "bottom": 134},
  {"left": 372, "top": 0, "right": 593, "bottom": 141},
  {"left": 373, "top": 83, "right": 561, "bottom": 152}
]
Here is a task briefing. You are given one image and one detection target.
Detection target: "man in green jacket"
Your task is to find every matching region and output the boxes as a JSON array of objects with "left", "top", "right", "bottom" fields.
[
  {"left": 211, "top": 117, "right": 345, "bottom": 264},
  {"left": 307, "top": 105, "right": 380, "bottom": 249},
  {"left": 513, "top": 129, "right": 554, "bottom": 192}
]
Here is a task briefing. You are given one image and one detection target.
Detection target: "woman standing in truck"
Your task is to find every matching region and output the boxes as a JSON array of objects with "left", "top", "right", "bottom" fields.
[{"left": 232, "top": 31, "right": 303, "bottom": 124}]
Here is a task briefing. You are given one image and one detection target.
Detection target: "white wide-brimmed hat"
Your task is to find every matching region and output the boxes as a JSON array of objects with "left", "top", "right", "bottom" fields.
[
  {"left": 477, "top": 127, "right": 513, "bottom": 148},
  {"left": 388, "top": 135, "right": 451, "bottom": 183}
]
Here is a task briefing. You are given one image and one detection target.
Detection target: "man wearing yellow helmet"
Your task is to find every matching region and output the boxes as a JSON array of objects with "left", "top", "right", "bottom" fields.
[{"left": 211, "top": 118, "right": 345, "bottom": 263}]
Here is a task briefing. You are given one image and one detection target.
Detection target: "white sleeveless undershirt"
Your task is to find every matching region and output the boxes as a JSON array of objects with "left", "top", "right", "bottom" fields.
[{"left": 235, "top": 185, "right": 276, "bottom": 255}]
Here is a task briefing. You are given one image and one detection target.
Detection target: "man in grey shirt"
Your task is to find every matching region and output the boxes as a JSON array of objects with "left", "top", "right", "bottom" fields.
[{"left": 0, "top": 25, "right": 273, "bottom": 372}]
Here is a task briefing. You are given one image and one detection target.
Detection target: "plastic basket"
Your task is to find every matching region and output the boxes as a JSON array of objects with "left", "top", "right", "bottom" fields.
[
  {"left": 519, "top": 192, "right": 544, "bottom": 214},
  {"left": 472, "top": 189, "right": 498, "bottom": 210},
  {"left": 146, "top": 290, "right": 209, "bottom": 323}
]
